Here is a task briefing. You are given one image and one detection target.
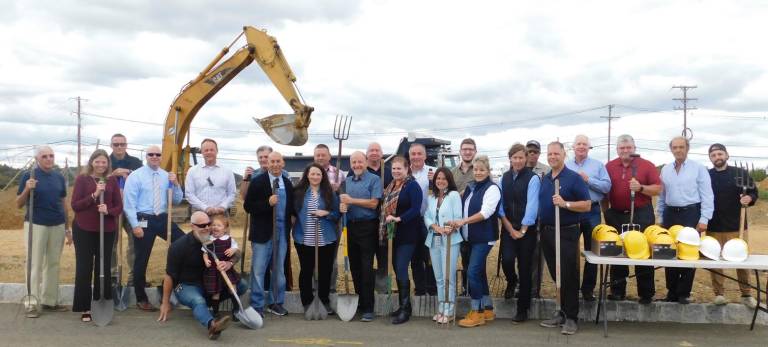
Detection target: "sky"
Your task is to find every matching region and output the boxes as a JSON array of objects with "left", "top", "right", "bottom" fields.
[{"left": 2, "top": 0, "right": 768, "bottom": 175}]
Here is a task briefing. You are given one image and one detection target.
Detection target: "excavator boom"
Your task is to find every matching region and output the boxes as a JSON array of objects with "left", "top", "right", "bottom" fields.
[{"left": 161, "top": 26, "right": 313, "bottom": 180}]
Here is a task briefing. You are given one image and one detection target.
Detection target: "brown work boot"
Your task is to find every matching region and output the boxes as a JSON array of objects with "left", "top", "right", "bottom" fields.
[
  {"left": 208, "top": 316, "right": 231, "bottom": 340},
  {"left": 458, "top": 310, "right": 485, "bottom": 328},
  {"left": 483, "top": 309, "right": 495, "bottom": 322}
]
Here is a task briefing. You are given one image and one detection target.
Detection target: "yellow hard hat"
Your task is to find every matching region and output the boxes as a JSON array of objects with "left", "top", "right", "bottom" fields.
[
  {"left": 623, "top": 230, "right": 650, "bottom": 259},
  {"left": 644, "top": 225, "right": 662, "bottom": 239},
  {"left": 668, "top": 225, "right": 685, "bottom": 240},
  {"left": 677, "top": 242, "right": 700, "bottom": 260},
  {"left": 652, "top": 232, "right": 676, "bottom": 249},
  {"left": 647, "top": 227, "right": 670, "bottom": 245},
  {"left": 592, "top": 224, "right": 615, "bottom": 240}
]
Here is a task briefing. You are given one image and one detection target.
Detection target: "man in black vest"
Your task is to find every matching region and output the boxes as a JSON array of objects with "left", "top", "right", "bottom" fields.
[{"left": 498, "top": 143, "right": 541, "bottom": 323}]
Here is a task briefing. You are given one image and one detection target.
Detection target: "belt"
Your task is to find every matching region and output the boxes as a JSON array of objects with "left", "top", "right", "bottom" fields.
[
  {"left": 542, "top": 223, "right": 579, "bottom": 229},
  {"left": 348, "top": 218, "right": 378, "bottom": 224},
  {"left": 609, "top": 204, "right": 651, "bottom": 214},
  {"left": 667, "top": 203, "right": 700, "bottom": 212},
  {"left": 137, "top": 212, "right": 166, "bottom": 219}
]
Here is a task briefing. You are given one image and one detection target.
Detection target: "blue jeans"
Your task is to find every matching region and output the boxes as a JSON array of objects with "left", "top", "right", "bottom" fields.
[
  {"left": 428, "top": 236, "right": 460, "bottom": 316},
  {"left": 394, "top": 243, "right": 416, "bottom": 283},
  {"left": 468, "top": 243, "right": 493, "bottom": 310},
  {"left": 250, "top": 224, "right": 288, "bottom": 310},
  {"left": 175, "top": 281, "right": 247, "bottom": 327}
]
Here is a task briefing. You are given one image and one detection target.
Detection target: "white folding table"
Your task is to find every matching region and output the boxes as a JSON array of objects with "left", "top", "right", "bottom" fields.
[{"left": 583, "top": 251, "right": 768, "bottom": 337}]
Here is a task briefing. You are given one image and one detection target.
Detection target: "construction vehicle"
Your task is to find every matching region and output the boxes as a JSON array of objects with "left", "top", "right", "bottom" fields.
[{"left": 160, "top": 26, "right": 314, "bottom": 183}]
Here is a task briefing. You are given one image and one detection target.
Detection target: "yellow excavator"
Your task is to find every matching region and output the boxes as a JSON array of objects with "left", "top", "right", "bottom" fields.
[{"left": 160, "top": 26, "right": 314, "bottom": 183}]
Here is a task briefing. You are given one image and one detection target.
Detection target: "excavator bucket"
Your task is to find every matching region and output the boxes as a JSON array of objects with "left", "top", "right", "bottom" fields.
[{"left": 253, "top": 114, "right": 309, "bottom": 146}]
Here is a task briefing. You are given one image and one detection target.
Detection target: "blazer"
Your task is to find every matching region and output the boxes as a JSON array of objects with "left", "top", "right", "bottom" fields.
[
  {"left": 390, "top": 179, "right": 423, "bottom": 245},
  {"left": 424, "top": 191, "right": 463, "bottom": 248},
  {"left": 243, "top": 172, "right": 295, "bottom": 243},
  {"left": 292, "top": 188, "right": 340, "bottom": 245}
]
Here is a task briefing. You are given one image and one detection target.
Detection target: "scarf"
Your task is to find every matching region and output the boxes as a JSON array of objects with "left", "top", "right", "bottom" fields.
[{"left": 378, "top": 176, "right": 412, "bottom": 243}]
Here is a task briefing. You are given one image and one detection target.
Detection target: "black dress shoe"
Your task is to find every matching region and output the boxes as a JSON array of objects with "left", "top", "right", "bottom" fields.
[
  {"left": 511, "top": 312, "right": 527, "bottom": 324},
  {"left": 638, "top": 297, "right": 653, "bottom": 305},
  {"left": 677, "top": 297, "right": 690, "bottom": 305},
  {"left": 607, "top": 293, "right": 625, "bottom": 301}
]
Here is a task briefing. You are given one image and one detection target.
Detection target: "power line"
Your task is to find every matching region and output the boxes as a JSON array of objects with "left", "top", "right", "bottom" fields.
[{"left": 672, "top": 85, "right": 697, "bottom": 140}]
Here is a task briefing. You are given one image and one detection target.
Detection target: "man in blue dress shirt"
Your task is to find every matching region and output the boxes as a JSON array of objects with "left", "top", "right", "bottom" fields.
[
  {"left": 123, "top": 145, "right": 185, "bottom": 311},
  {"left": 657, "top": 136, "right": 714, "bottom": 304},
  {"left": 565, "top": 135, "right": 611, "bottom": 302}
]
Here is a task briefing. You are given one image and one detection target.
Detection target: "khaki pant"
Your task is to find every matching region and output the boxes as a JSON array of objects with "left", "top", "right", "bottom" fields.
[
  {"left": 710, "top": 231, "right": 751, "bottom": 296},
  {"left": 24, "top": 222, "right": 65, "bottom": 306}
]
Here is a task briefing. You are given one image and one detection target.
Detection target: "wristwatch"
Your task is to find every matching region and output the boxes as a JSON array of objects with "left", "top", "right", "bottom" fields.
[{"left": 565, "top": 202, "right": 571, "bottom": 209}]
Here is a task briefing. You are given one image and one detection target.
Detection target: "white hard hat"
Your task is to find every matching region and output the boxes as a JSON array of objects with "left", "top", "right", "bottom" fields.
[
  {"left": 699, "top": 236, "right": 722, "bottom": 260},
  {"left": 676, "top": 227, "right": 701, "bottom": 246},
  {"left": 722, "top": 238, "right": 749, "bottom": 262}
]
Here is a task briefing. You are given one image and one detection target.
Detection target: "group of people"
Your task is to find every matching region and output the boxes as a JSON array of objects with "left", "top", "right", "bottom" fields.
[{"left": 16, "top": 131, "right": 759, "bottom": 338}]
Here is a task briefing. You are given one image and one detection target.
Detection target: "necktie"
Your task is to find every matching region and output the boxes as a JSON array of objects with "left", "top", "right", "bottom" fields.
[{"left": 153, "top": 172, "right": 162, "bottom": 215}]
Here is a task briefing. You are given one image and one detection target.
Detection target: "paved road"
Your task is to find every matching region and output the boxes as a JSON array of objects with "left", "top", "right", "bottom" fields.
[{"left": 1, "top": 304, "right": 766, "bottom": 347}]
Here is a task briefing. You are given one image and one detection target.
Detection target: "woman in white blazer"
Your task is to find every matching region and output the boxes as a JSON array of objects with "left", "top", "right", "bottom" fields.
[{"left": 424, "top": 167, "right": 463, "bottom": 324}]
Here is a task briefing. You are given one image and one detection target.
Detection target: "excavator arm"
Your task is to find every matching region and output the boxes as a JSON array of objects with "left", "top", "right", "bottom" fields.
[{"left": 161, "top": 26, "right": 313, "bottom": 181}]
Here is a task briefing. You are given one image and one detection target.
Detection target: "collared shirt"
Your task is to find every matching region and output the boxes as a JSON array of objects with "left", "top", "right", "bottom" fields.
[
  {"left": 18, "top": 168, "right": 67, "bottom": 226},
  {"left": 344, "top": 170, "right": 383, "bottom": 221},
  {"left": 367, "top": 165, "right": 392, "bottom": 188},
  {"left": 268, "top": 172, "right": 287, "bottom": 223},
  {"left": 538, "top": 167, "right": 591, "bottom": 226},
  {"left": 605, "top": 156, "right": 660, "bottom": 211},
  {"left": 530, "top": 162, "right": 551, "bottom": 177},
  {"left": 657, "top": 159, "right": 714, "bottom": 225},
  {"left": 411, "top": 164, "right": 436, "bottom": 215},
  {"left": 450, "top": 163, "right": 474, "bottom": 195},
  {"left": 497, "top": 171, "right": 541, "bottom": 226},
  {"left": 122, "top": 165, "right": 184, "bottom": 228},
  {"left": 185, "top": 162, "right": 236, "bottom": 212},
  {"left": 565, "top": 156, "right": 611, "bottom": 202},
  {"left": 325, "top": 165, "right": 346, "bottom": 186}
]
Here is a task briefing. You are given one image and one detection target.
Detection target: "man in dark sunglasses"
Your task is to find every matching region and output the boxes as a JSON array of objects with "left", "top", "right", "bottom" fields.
[
  {"left": 123, "top": 145, "right": 185, "bottom": 311},
  {"left": 109, "top": 133, "right": 143, "bottom": 287}
]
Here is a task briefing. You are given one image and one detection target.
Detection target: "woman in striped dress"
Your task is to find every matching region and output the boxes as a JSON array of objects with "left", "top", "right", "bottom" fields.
[{"left": 292, "top": 163, "right": 340, "bottom": 314}]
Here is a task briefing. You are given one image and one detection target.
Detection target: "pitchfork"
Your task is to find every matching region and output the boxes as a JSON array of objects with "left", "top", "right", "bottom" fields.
[
  {"left": 333, "top": 115, "right": 352, "bottom": 181},
  {"left": 735, "top": 161, "right": 756, "bottom": 243}
]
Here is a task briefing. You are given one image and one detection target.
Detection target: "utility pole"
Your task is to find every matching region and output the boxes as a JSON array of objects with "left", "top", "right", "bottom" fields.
[
  {"left": 672, "top": 85, "right": 697, "bottom": 140},
  {"left": 72, "top": 96, "right": 88, "bottom": 172},
  {"left": 600, "top": 104, "right": 619, "bottom": 161}
]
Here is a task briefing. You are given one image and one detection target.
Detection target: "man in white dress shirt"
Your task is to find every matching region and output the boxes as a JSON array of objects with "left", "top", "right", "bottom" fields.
[{"left": 185, "top": 138, "right": 236, "bottom": 215}]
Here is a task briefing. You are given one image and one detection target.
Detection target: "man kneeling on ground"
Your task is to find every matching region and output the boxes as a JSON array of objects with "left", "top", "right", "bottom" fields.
[{"left": 157, "top": 211, "right": 245, "bottom": 340}]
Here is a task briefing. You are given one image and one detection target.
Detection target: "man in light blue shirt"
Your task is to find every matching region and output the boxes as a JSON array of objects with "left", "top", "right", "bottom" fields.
[
  {"left": 123, "top": 145, "right": 184, "bottom": 310},
  {"left": 657, "top": 136, "right": 714, "bottom": 304},
  {"left": 565, "top": 135, "right": 611, "bottom": 301}
]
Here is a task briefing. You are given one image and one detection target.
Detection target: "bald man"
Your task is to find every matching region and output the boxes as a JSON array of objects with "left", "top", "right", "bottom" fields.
[
  {"left": 243, "top": 151, "right": 295, "bottom": 316},
  {"left": 123, "top": 145, "right": 185, "bottom": 311},
  {"left": 340, "top": 151, "right": 383, "bottom": 321}
]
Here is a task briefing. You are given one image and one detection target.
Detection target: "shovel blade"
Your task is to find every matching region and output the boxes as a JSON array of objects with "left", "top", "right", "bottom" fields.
[
  {"left": 336, "top": 294, "right": 359, "bottom": 322},
  {"left": 254, "top": 114, "right": 308, "bottom": 146},
  {"left": 304, "top": 297, "right": 328, "bottom": 321},
  {"left": 236, "top": 307, "right": 264, "bottom": 329},
  {"left": 91, "top": 299, "right": 114, "bottom": 327},
  {"left": 113, "top": 286, "right": 129, "bottom": 312}
]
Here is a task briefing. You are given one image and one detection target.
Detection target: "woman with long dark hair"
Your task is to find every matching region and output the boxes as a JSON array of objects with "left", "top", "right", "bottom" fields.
[
  {"left": 380, "top": 155, "right": 423, "bottom": 325},
  {"left": 424, "top": 167, "right": 462, "bottom": 324},
  {"left": 71, "top": 149, "right": 123, "bottom": 322},
  {"left": 292, "top": 163, "right": 340, "bottom": 314}
]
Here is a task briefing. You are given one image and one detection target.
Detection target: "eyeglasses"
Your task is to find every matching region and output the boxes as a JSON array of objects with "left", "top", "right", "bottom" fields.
[
  {"left": 40, "top": 154, "right": 54, "bottom": 159},
  {"left": 192, "top": 222, "right": 211, "bottom": 228},
  {"left": 147, "top": 153, "right": 161, "bottom": 157},
  {"left": 111, "top": 143, "right": 127, "bottom": 147}
]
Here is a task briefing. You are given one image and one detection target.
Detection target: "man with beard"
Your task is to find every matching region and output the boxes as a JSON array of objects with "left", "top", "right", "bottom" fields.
[
  {"left": 451, "top": 138, "right": 477, "bottom": 296},
  {"left": 707, "top": 143, "right": 758, "bottom": 308}
]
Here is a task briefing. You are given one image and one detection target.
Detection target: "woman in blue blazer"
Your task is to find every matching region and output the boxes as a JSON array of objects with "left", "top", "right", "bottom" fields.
[
  {"left": 292, "top": 163, "right": 340, "bottom": 314},
  {"left": 381, "top": 156, "right": 423, "bottom": 325},
  {"left": 423, "top": 167, "right": 463, "bottom": 324}
]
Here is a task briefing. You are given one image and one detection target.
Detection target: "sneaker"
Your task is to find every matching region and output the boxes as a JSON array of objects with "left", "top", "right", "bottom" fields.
[
  {"left": 713, "top": 295, "right": 728, "bottom": 306},
  {"left": 561, "top": 319, "right": 578, "bottom": 335},
  {"left": 458, "top": 310, "right": 485, "bottom": 328},
  {"left": 360, "top": 312, "right": 375, "bottom": 322},
  {"left": 437, "top": 315, "right": 453, "bottom": 324},
  {"left": 41, "top": 304, "right": 68, "bottom": 312},
  {"left": 267, "top": 304, "right": 288, "bottom": 316},
  {"left": 741, "top": 295, "right": 757, "bottom": 309},
  {"left": 483, "top": 309, "right": 495, "bottom": 322},
  {"left": 432, "top": 313, "right": 441, "bottom": 321},
  {"left": 540, "top": 312, "right": 565, "bottom": 328}
]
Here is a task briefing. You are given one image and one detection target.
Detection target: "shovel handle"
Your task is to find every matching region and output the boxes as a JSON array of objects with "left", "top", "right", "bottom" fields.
[{"left": 554, "top": 179, "right": 561, "bottom": 306}]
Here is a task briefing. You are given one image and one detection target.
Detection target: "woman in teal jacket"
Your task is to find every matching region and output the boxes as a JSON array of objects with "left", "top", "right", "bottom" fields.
[
  {"left": 424, "top": 167, "right": 463, "bottom": 324},
  {"left": 292, "top": 163, "right": 340, "bottom": 314}
]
